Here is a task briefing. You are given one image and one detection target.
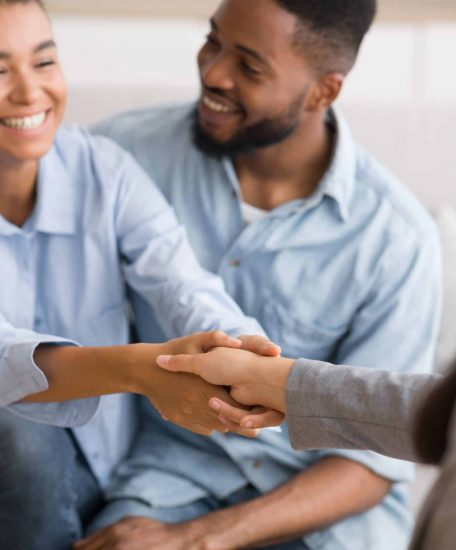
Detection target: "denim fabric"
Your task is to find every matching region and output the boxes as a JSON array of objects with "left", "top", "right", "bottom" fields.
[{"left": 0, "top": 409, "right": 103, "bottom": 550}]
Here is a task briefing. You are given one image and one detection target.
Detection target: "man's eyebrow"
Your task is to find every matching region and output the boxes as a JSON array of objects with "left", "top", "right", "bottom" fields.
[
  {"left": 235, "top": 44, "right": 269, "bottom": 66},
  {"left": 34, "top": 39, "right": 56, "bottom": 53},
  {"left": 209, "top": 17, "right": 269, "bottom": 67}
]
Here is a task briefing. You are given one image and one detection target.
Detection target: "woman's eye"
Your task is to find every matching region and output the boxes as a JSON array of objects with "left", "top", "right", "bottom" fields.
[{"left": 36, "top": 60, "right": 56, "bottom": 68}]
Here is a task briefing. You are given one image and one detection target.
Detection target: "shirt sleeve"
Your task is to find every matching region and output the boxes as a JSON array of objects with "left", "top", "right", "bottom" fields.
[
  {"left": 303, "top": 224, "right": 442, "bottom": 481},
  {"left": 112, "top": 148, "right": 265, "bottom": 339},
  {"left": 0, "top": 314, "right": 100, "bottom": 426},
  {"left": 286, "top": 359, "right": 441, "bottom": 463}
]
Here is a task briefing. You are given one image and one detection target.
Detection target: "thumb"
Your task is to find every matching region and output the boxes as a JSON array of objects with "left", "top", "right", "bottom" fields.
[{"left": 156, "top": 354, "right": 201, "bottom": 375}]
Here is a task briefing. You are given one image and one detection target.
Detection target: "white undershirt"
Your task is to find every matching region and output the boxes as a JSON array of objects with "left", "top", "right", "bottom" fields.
[{"left": 241, "top": 201, "right": 269, "bottom": 225}]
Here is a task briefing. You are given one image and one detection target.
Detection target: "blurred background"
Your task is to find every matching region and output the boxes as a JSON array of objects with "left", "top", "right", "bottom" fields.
[{"left": 45, "top": 0, "right": 456, "bottom": 208}]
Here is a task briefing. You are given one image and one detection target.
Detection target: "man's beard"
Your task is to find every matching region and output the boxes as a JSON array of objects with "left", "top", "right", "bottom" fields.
[{"left": 192, "top": 92, "right": 306, "bottom": 158}]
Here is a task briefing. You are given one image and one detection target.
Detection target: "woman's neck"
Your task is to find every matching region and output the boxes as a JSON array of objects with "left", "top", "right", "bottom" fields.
[{"left": 0, "top": 158, "right": 38, "bottom": 227}]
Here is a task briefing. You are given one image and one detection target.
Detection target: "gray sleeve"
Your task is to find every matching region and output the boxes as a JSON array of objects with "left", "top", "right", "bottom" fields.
[{"left": 286, "top": 359, "right": 441, "bottom": 462}]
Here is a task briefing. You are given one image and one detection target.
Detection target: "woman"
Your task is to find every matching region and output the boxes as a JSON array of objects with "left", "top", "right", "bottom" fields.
[
  {"left": 0, "top": 0, "right": 274, "bottom": 547},
  {"left": 158, "top": 347, "right": 456, "bottom": 549}
]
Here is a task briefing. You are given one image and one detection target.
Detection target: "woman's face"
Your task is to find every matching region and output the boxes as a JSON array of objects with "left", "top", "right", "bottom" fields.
[{"left": 0, "top": 2, "right": 67, "bottom": 164}]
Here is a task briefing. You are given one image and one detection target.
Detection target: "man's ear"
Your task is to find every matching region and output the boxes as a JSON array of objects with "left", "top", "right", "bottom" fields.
[{"left": 306, "top": 73, "right": 344, "bottom": 112}]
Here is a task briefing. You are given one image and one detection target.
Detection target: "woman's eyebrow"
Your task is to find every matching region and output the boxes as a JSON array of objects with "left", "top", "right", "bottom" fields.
[
  {"left": 34, "top": 39, "right": 56, "bottom": 53},
  {"left": 0, "top": 39, "right": 56, "bottom": 60}
]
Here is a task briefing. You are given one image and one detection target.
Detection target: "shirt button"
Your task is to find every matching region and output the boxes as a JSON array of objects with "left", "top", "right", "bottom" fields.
[
  {"left": 230, "top": 259, "right": 241, "bottom": 268},
  {"left": 253, "top": 459, "right": 262, "bottom": 469}
]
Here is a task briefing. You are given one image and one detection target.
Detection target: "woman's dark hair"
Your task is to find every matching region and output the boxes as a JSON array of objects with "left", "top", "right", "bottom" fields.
[
  {"left": 414, "top": 362, "right": 456, "bottom": 464},
  {"left": 274, "top": 0, "right": 377, "bottom": 74},
  {"left": 0, "top": 0, "right": 46, "bottom": 9}
]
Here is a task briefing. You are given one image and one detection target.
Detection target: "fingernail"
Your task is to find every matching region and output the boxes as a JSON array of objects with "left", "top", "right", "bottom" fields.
[
  {"left": 228, "top": 337, "right": 242, "bottom": 345},
  {"left": 157, "top": 355, "right": 171, "bottom": 365},
  {"left": 244, "top": 420, "right": 253, "bottom": 428},
  {"left": 219, "top": 416, "right": 228, "bottom": 425},
  {"left": 210, "top": 399, "right": 221, "bottom": 411}
]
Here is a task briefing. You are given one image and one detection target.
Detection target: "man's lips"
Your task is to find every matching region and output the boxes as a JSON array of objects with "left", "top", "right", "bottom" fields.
[{"left": 198, "top": 93, "right": 243, "bottom": 127}]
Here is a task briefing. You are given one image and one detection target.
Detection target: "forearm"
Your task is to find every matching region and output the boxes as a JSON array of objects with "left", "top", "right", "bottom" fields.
[
  {"left": 23, "top": 343, "right": 161, "bottom": 403},
  {"left": 195, "top": 457, "right": 391, "bottom": 549}
]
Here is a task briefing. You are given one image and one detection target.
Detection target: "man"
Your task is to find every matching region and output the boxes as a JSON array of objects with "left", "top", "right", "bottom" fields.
[{"left": 84, "top": 0, "right": 442, "bottom": 549}]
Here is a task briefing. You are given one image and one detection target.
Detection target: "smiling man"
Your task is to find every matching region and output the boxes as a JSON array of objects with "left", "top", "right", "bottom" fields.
[{"left": 90, "top": 1, "right": 442, "bottom": 549}]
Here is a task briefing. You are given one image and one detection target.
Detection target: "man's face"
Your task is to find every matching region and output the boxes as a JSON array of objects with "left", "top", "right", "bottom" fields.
[{"left": 194, "top": 0, "right": 316, "bottom": 157}]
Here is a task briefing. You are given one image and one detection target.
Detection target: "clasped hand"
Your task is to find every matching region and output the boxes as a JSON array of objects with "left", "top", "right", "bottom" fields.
[{"left": 135, "top": 331, "right": 283, "bottom": 438}]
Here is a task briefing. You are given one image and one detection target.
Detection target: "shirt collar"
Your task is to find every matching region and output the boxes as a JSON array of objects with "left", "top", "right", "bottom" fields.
[
  {"left": 0, "top": 133, "right": 78, "bottom": 237},
  {"left": 222, "top": 108, "right": 357, "bottom": 223},
  {"left": 33, "top": 134, "right": 78, "bottom": 235},
  {"left": 317, "top": 107, "right": 357, "bottom": 222}
]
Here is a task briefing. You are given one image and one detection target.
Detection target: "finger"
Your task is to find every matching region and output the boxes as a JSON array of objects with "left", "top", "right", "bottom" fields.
[
  {"left": 156, "top": 353, "right": 200, "bottom": 375},
  {"left": 237, "top": 335, "right": 281, "bottom": 357},
  {"left": 240, "top": 409, "right": 285, "bottom": 430},
  {"left": 219, "top": 418, "right": 260, "bottom": 438},
  {"left": 209, "top": 398, "right": 250, "bottom": 424},
  {"left": 202, "top": 330, "right": 242, "bottom": 352}
]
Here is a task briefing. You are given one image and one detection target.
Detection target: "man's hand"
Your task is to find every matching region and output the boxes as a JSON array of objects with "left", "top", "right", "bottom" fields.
[{"left": 73, "top": 517, "right": 210, "bottom": 550}]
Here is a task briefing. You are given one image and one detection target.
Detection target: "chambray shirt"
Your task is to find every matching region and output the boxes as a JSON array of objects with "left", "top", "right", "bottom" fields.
[
  {"left": 94, "top": 105, "right": 442, "bottom": 550},
  {"left": 0, "top": 125, "right": 263, "bottom": 487}
]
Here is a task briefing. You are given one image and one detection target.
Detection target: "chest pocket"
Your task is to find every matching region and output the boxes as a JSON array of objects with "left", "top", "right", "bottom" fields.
[{"left": 260, "top": 298, "right": 348, "bottom": 360}]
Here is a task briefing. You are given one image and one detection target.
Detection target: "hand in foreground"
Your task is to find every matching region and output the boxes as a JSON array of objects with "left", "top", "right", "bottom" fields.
[
  {"left": 137, "top": 331, "right": 260, "bottom": 438},
  {"left": 73, "top": 517, "right": 207, "bottom": 550},
  {"left": 156, "top": 347, "right": 295, "bottom": 429}
]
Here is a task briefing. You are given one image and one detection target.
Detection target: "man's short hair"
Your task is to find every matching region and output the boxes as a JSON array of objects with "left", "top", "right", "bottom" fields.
[{"left": 274, "top": 0, "right": 377, "bottom": 74}]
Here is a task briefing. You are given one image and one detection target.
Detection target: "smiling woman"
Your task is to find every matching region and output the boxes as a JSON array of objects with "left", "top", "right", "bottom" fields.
[{"left": 0, "top": 2, "right": 269, "bottom": 547}]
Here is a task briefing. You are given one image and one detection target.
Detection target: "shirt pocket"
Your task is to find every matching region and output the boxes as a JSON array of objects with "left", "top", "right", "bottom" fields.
[{"left": 260, "top": 298, "right": 347, "bottom": 360}]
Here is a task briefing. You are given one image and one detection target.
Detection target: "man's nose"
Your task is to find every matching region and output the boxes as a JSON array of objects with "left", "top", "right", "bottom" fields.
[{"left": 200, "top": 53, "right": 235, "bottom": 92}]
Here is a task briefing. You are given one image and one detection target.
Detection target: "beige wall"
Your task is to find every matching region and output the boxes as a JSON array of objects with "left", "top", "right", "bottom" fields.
[{"left": 46, "top": 0, "right": 456, "bottom": 21}]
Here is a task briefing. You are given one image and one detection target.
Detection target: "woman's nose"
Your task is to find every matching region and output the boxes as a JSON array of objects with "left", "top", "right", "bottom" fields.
[{"left": 9, "top": 72, "right": 41, "bottom": 105}]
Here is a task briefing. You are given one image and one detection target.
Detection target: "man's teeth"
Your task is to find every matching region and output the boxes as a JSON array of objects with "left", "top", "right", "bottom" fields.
[
  {"left": 203, "top": 96, "right": 231, "bottom": 114},
  {"left": 2, "top": 112, "right": 47, "bottom": 130}
]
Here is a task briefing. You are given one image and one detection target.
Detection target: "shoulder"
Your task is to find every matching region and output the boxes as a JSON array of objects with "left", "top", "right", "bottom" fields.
[
  {"left": 52, "top": 124, "right": 154, "bottom": 197},
  {"left": 353, "top": 144, "right": 438, "bottom": 248},
  {"left": 92, "top": 102, "right": 195, "bottom": 151}
]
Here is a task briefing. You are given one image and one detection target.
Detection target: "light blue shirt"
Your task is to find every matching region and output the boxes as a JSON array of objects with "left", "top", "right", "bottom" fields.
[
  {"left": 0, "top": 125, "right": 263, "bottom": 488},
  {"left": 94, "top": 105, "right": 442, "bottom": 549}
]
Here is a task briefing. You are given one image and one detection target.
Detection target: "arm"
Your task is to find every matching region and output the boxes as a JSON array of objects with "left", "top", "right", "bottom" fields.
[
  {"left": 21, "top": 332, "right": 259, "bottom": 437},
  {"left": 111, "top": 146, "right": 265, "bottom": 340},
  {"left": 159, "top": 348, "right": 441, "bottom": 462},
  {"left": 155, "top": 222, "right": 442, "bottom": 544}
]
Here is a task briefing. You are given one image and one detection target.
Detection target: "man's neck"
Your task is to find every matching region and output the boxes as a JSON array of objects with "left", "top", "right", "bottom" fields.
[
  {"left": 235, "top": 113, "right": 333, "bottom": 211},
  {"left": 0, "top": 158, "right": 38, "bottom": 227}
]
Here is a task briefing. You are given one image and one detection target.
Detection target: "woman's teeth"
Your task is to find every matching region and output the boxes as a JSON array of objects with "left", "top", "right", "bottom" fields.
[
  {"left": 1, "top": 111, "right": 47, "bottom": 130},
  {"left": 203, "top": 96, "right": 231, "bottom": 114}
]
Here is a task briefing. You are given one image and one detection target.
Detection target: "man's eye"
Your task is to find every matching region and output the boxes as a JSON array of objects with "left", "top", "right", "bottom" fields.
[
  {"left": 205, "top": 34, "right": 220, "bottom": 48},
  {"left": 240, "top": 61, "right": 261, "bottom": 77}
]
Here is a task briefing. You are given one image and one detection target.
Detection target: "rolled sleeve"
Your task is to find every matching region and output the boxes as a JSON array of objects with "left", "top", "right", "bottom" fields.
[{"left": 0, "top": 323, "right": 100, "bottom": 427}]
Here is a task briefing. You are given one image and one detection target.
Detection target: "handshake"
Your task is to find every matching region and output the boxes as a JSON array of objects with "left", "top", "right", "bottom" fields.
[{"left": 146, "top": 331, "right": 295, "bottom": 438}]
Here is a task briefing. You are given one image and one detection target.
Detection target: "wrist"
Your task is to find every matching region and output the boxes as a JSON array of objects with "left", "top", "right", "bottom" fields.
[
  {"left": 254, "top": 356, "right": 295, "bottom": 412},
  {"left": 127, "top": 342, "right": 164, "bottom": 395}
]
